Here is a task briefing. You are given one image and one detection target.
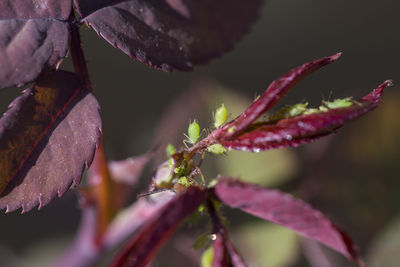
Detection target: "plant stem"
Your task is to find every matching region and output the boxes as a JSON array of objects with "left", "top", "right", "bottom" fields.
[
  {"left": 70, "top": 21, "right": 92, "bottom": 91},
  {"left": 69, "top": 16, "right": 115, "bottom": 243}
]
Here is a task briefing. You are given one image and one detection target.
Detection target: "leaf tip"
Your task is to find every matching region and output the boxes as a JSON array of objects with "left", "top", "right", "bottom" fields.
[
  {"left": 362, "top": 80, "right": 392, "bottom": 103},
  {"left": 330, "top": 52, "right": 342, "bottom": 61}
]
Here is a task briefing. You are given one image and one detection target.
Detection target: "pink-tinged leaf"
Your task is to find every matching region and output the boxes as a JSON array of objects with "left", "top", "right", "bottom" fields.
[
  {"left": 220, "top": 81, "right": 391, "bottom": 152},
  {"left": 0, "top": 70, "right": 101, "bottom": 213},
  {"left": 207, "top": 196, "right": 247, "bottom": 267},
  {"left": 76, "top": 0, "right": 262, "bottom": 71},
  {"left": 212, "top": 233, "right": 228, "bottom": 267},
  {"left": 108, "top": 152, "right": 154, "bottom": 209},
  {"left": 112, "top": 187, "right": 206, "bottom": 267},
  {"left": 0, "top": 0, "right": 72, "bottom": 89},
  {"left": 109, "top": 152, "right": 152, "bottom": 185},
  {"left": 214, "top": 178, "right": 362, "bottom": 264},
  {"left": 52, "top": 191, "right": 174, "bottom": 267},
  {"left": 225, "top": 240, "right": 247, "bottom": 267},
  {"left": 219, "top": 54, "right": 341, "bottom": 139},
  {"left": 212, "top": 234, "right": 247, "bottom": 267}
]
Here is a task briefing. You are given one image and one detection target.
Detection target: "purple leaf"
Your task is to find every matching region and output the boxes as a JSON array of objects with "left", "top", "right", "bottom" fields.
[
  {"left": 112, "top": 186, "right": 206, "bottom": 267},
  {"left": 212, "top": 233, "right": 228, "bottom": 267},
  {"left": 109, "top": 152, "right": 152, "bottom": 185},
  {"left": 214, "top": 178, "right": 362, "bottom": 264},
  {"left": 0, "top": 70, "right": 101, "bottom": 213},
  {"left": 220, "top": 80, "right": 391, "bottom": 152},
  {"left": 0, "top": 0, "right": 72, "bottom": 89},
  {"left": 76, "top": 0, "right": 262, "bottom": 71},
  {"left": 225, "top": 240, "right": 247, "bottom": 267},
  {"left": 212, "top": 233, "right": 247, "bottom": 267},
  {"left": 219, "top": 53, "right": 341, "bottom": 139},
  {"left": 52, "top": 191, "right": 174, "bottom": 267},
  {"left": 207, "top": 196, "right": 247, "bottom": 267}
]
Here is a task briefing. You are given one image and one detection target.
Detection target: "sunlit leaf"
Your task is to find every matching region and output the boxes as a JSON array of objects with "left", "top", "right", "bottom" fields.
[
  {"left": 75, "top": 0, "right": 262, "bottom": 71},
  {"left": 220, "top": 81, "right": 391, "bottom": 152},
  {"left": 219, "top": 53, "right": 341, "bottom": 139},
  {"left": 0, "top": 0, "right": 72, "bottom": 89},
  {"left": 0, "top": 70, "right": 101, "bottom": 213},
  {"left": 214, "top": 178, "right": 361, "bottom": 264}
]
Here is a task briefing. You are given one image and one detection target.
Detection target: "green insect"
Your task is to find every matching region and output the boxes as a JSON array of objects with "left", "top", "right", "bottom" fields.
[
  {"left": 165, "top": 144, "right": 176, "bottom": 156},
  {"left": 287, "top": 103, "right": 308, "bottom": 117},
  {"left": 186, "top": 120, "right": 200, "bottom": 145},
  {"left": 207, "top": 144, "right": 226, "bottom": 154},
  {"left": 214, "top": 104, "right": 227, "bottom": 128},
  {"left": 269, "top": 103, "right": 308, "bottom": 121},
  {"left": 177, "top": 176, "right": 193, "bottom": 187},
  {"left": 323, "top": 97, "right": 353, "bottom": 109}
]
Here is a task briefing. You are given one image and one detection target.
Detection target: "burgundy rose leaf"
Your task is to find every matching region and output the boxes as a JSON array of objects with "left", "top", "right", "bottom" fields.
[
  {"left": 75, "top": 0, "right": 262, "bottom": 71},
  {"left": 207, "top": 198, "right": 248, "bottom": 267},
  {"left": 214, "top": 178, "right": 362, "bottom": 265},
  {"left": 219, "top": 53, "right": 342, "bottom": 139},
  {"left": 220, "top": 80, "right": 391, "bottom": 152},
  {"left": 0, "top": 0, "right": 72, "bottom": 89},
  {"left": 211, "top": 232, "right": 247, "bottom": 267},
  {"left": 189, "top": 54, "right": 390, "bottom": 154},
  {"left": 0, "top": 70, "right": 101, "bottom": 213},
  {"left": 112, "top": 186, "right": 207, "bottom": 267}
]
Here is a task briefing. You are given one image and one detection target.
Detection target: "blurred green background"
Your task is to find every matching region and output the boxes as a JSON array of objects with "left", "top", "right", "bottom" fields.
[{"left": 0, "top": 0, "right": 399, "bottom": 266}]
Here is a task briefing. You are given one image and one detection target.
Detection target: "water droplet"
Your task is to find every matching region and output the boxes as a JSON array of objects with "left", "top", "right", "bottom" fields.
[
  {"left": 285, "top": 134, "right": 292, "bottom": 140},
  {"left": 210, "top": 234, "right": 217, "bottom": 241}
]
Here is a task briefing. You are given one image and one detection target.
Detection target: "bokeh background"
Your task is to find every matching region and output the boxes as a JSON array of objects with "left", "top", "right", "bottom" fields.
[{"left": 0, "top": 0, "right": 399, "bottom": 266}]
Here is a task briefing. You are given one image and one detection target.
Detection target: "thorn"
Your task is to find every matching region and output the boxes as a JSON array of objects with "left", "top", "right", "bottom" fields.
[{"left": 38, "top": 194, "right": 44, "bottom": 209}]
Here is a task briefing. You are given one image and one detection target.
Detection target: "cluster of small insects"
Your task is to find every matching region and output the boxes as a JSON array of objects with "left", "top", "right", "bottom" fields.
[
  {"left": 147, "top": 97, "right": 357, "bottom": 196},
  {"left": 149, "top": 104, "right": 229, "bottom": 194},
  {"left": 268, "top": 97, "right": 355, "bottom": 121}
]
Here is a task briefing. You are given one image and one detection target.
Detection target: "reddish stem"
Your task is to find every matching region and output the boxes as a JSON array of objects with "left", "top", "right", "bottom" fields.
[
  {"left": 69, "top": 16, "right": 115, "bottom": 243},
  {"left": 70, "top": 21, "right": 92, "bottom": 91},
  {"left": 87, "top": 137, "right": 116, "bottom": 243}
]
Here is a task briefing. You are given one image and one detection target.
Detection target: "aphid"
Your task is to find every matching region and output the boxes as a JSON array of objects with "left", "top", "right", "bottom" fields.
[
  {"left": 303, "top": 108, "right": 319, "bottom": 115},
  {"left": 227, "top": 126, "right": 236, "bottom": 134},
  {"left": 287, "top": 103, "right": 308, "bottom": 117},
  {"left": 174, "top": 161, "right": 186, "bottom": 176},
  {"left": 187, "top": 120, "right": 200, "bottom": 144},
  {"left": 214, "top": 104, "right": 227, "bottom": 128},
  {"left": 303, "top": 97, "right": 354, "bottom": 115},
  {"left": 318, "top": 105, "right": 329, "bottom": 112},
  {"left": 323, "top": 97, "right": 353, "bottom": 109},
  {"left": 165, "top": 144, "right": 176, "bottom": 156},
  {"left": 269, "top": 103, "right": 308, "bottom": 121},
  {"left": 207, "top": 144, "right": 226, "bottom": 154},
  {"left": 176, "top": 176, "right": 193, "bottom": 187}
]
